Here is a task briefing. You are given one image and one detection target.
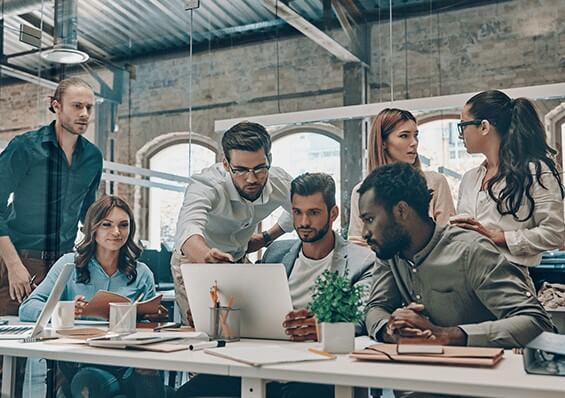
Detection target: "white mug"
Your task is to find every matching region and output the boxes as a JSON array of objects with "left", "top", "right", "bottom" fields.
[{"left": 52, "top": 301, "right": 75, "bottom": 329}]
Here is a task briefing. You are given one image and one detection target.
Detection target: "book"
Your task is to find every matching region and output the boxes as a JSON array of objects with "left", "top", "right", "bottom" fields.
[
  {"left": 351, "top": 344, "right": 504, "bottom": 367},
  {"left": 204, "top": 345, "right": 336, "bottom": 367},
  {"left": 86, "top": 332, "right": 208, "bottom": 351},
  {"left": 81, "top": 291, "right": 163, "bottom": 320}
]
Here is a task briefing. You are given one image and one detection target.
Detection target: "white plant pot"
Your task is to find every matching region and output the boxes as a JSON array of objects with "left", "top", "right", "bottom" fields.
[{"left": 319, "top": 322, "right": 355, "bottom": 354}]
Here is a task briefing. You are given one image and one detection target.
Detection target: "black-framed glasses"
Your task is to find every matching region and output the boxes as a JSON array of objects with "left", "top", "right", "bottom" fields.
[
  {"left": 228, "top": 162, "right": 270, "bottom": 177},
  {"left": 457, "top": 119, "right": 482, "bottom": 139}
]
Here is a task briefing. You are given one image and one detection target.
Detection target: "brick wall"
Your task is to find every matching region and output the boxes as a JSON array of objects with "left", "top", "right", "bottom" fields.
[{"left": 1, "top": 0, "right": 563, "bottom": 205}]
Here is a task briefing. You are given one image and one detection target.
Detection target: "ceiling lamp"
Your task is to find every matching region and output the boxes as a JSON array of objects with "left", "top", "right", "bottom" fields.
[{"left": 41, "top": 0, "right": 89, "bottom": 64}]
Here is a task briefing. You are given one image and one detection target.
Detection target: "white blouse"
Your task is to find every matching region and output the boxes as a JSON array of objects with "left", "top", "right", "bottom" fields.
[{"left": 457, "top": 162, "right": 564, "bottom": 267}]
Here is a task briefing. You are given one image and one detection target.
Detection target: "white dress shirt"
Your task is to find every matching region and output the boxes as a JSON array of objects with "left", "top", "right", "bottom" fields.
[
  {"left": 174, "top": 163, "right": 294, "bottom": 261},
  {"left": 457, "top": 161, "right": 564, "bottom": 267}
]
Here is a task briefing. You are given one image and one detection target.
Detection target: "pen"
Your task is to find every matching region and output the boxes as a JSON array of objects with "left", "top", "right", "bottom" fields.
[
  {"left": 189, "top": 340, "right": 226, "bottom": 351},
  {"left": 29, "top": 274, "right": 37, "bottom": 285}
]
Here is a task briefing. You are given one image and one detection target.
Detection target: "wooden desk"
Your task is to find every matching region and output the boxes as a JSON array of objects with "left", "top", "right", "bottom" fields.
[{"left": 1, "top": 337, "right": 564, "bottom": 398}]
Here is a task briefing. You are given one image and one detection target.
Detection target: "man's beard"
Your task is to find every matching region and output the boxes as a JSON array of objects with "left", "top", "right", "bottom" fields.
[
  {"left": 61, "top": 120, "right": 87, "bottom": 136},
  {"left": 366, "top": 217, "right": 410, "bottom": 260},
  {"left": 234, "top": 182, "right": 265, "bottom": 202},
  {"left": 296, "top": 217, "right": 331, "bottom": 243}
]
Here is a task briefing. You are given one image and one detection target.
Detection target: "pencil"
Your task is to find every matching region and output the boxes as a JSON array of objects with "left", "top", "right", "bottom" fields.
[{"left": 308, "top": 348, "right": 337, "bottom": 359}]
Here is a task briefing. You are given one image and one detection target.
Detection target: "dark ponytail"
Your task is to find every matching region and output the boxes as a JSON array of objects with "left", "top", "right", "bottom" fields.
[{"left": 466, "top": 90, "right": 564, "bottom": 221}]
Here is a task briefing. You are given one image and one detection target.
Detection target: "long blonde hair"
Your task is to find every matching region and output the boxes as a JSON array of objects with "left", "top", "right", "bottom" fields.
[{"left": 368, "top": 108, "right": 421, "bottom": 172}]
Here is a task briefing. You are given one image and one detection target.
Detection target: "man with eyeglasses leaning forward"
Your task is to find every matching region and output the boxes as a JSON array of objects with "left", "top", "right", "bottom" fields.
[{"left": 171, "top": 121, "right": 294, "bottom": 325}]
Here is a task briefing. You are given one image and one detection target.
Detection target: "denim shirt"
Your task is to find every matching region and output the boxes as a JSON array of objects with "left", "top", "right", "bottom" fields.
[
  {"left": 0, "top": 122, "right": 103, "bottom": 252},
  {"left": 19, "top": 253, "right": 156, "bottom": 322}
]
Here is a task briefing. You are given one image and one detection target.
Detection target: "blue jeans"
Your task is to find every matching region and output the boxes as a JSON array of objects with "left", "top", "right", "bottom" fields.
[{"left": 59, "top": 362, "right": 167, "bottom": 398}]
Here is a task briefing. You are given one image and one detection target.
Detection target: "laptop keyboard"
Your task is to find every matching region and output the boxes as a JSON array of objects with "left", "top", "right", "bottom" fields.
[{"left": 0, "top": 326, "right": 33, "bottom": 335}]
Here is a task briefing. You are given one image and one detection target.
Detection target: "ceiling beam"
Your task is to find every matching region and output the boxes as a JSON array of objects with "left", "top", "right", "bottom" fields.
[
  {"left": 0, "top": 63, "right": 58, "bottom": 89},
  {"left": 261, "top": 0, "right": 362, "bottom": 64},
  {"left": 214, "top": 82, "right": 565, "bottom": 131}
]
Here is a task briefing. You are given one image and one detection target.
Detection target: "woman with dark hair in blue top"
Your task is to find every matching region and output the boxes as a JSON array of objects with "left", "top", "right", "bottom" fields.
[{"left": 20, "top": 196, "right": 168, "bottom": 398}]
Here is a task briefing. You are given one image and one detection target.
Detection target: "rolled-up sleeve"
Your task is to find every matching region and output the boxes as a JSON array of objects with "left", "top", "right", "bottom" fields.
[
  {"left": 0, "top": 138, "right": 28, "bottom": 238},
  {"left": 173, "top": 181, "right": 216, "bottom": 253},
  {"left": 364, "top": 260, "right": 403, "bottom": 340},
  {"left": 505, "top": 170, "right": 565, "bottom": 261},
  {"left": 460, "top": 240, "right": 554, "bottom": 347}
]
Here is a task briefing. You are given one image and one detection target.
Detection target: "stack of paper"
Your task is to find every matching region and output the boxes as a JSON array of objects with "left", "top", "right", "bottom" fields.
[{"left": 204, "top": 345, "right": 336, "bottom": 367}]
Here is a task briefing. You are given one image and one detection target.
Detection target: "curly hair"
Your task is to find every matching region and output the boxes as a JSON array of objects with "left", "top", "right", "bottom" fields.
[
  {"left": 466, "top": 90, "right": 564, "bottom": 221},
  {"left": 358, "top": 162, "right": 432, "bottom": 220},
  {"left": 75, "top": 196, "right": 141, "bottom": 285}
]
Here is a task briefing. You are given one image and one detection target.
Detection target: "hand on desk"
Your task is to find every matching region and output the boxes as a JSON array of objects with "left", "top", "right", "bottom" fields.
[
  {"left": 384, "top": 303, "right": 467, "bottom": 346},
  {"left": 283, "top": 309, "right": 318, "bottom": 342},
  {"left": 74, "top": 295, "right": 88, "bottom": 317}
]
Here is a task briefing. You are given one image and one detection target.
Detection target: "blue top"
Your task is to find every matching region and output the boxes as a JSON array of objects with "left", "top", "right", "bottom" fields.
[
  {"left": 0, "top": 122, "right": 103, "bottom": 252},
  {"left": 19, "top": 253, "right": 156, "bottom": 322}
]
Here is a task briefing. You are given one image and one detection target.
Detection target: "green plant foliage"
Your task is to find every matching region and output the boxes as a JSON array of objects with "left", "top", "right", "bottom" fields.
[{"left": 308, "top": 268, "right": 364, "bottom": 323}]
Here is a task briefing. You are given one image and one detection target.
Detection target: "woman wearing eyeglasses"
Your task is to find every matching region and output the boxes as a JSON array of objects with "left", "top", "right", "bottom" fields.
[
  {"left": 348, "top": 108, "right": 455, "bottom": 245},
  {"left": 453, "top": 90, "right": 564, "bottom": 267}
]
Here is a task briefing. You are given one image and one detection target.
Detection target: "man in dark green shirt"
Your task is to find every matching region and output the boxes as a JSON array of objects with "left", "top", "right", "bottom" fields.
[
  {"left": 358, "top": 163, "right": 553, "bottom": 348},
  {"left": 0, "top": 77, "right": 102, "bottom": 315}
]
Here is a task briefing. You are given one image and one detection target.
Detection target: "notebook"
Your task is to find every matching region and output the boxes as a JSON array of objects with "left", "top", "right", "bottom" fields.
[
  {"left": 86, "top": 331, "right": 207, "bottom": 350},
  {"left": 0, "top": 263, "right": 74, "bottom": 340},
  {"left": 204, "top": 345, "right": 336, "bottom": 367},
  {"left": 351, "top": 344, "right": 504, "bottom": 367}
]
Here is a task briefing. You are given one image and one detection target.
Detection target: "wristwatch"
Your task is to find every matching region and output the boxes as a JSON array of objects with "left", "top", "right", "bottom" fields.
[{"left": 262, "top": 230, "right": 273, "bottom": 246}]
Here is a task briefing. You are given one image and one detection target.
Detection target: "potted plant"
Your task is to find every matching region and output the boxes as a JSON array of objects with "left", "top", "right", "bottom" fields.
[{"left": 309, "top": 269, "right": 364, "bottom": 354}]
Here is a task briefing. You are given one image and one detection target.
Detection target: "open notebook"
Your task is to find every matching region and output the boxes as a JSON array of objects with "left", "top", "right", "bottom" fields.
[
  {"left": 204, "top": 345, "right": 336, "bottom": 367},
  {"left": 82, "top": 291, "right": 163, "bottom": 319}
]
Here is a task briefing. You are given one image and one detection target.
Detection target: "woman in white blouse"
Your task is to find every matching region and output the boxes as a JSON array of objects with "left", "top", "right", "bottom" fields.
[
  {"left": 454, "top": 90, "right": 565, "bottom": 267},
  {"left": 348, "top": 108, "right": 455, "bottom": 245}
]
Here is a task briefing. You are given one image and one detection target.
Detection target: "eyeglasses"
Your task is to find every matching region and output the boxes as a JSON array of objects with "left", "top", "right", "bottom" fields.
[
  {"left": 228, "top": 162, "right": 270, "bottom": 177},
  {"left": 457, "top": 119, "right": 482, "bottom": 139}
]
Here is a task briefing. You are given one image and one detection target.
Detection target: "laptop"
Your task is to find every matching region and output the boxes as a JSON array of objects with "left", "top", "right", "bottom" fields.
[
  {"left": 181, "top": 263, "right": 293, "bottom": 340},
  {"left": 0, "top": 262, "right": 74, "bottom": 340}
]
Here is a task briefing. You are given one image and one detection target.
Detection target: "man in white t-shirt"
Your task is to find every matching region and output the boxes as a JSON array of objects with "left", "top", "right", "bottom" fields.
[
  {"left": 263, "top": 172, "right": 375, "bottom": 340},
  {"left": 175, "top": 173, "right": 375, "bottom": 398}
]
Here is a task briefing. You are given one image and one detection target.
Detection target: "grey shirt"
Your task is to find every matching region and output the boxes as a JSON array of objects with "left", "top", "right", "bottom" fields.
[{"left": 366, "top": 224, "right": 554, "bottom": 348}]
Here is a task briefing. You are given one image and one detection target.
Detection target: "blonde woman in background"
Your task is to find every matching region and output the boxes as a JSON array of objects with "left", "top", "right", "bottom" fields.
[{"left": 348, "top": 108, "right": 455, "bottom": 244}]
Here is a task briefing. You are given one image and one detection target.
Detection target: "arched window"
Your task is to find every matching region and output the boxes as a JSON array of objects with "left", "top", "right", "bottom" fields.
[
  {"left": 148, "top": 143, "right": 216, "bottom": 248},
  {"left": 262, "top": 126, "right": 342, "bottom": 241},
  {"left": 417, "top": 118, "right": 483, "bottom": 202},
  {"left": 136, "top": 132, "right": 218, "bottom": 249}
]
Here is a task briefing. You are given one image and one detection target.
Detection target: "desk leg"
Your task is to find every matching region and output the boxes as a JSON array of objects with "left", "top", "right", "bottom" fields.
[
  {"left": 335, "top": 385, "right": 354, "bottom": 398},
  {"left": 241, "top": 377, "right": 265, "bottom": 398},
  {"left": 1, "top": 355, "right": 16, "bottom": 398}
]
